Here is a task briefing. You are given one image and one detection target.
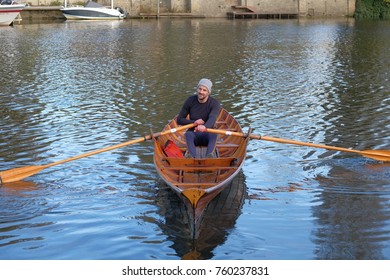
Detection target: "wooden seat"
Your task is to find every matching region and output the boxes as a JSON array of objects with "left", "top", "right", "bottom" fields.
[{"left": 163, "top": 157, "right": 237, "bottom": 168}]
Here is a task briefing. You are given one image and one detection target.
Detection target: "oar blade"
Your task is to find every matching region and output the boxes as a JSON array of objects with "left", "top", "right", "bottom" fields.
[
  {"left": 361, "top": 150, "right": 390, "bottom": 162},
  {"left": 0, "top": 165, "right": 45, "bottom": 184}
]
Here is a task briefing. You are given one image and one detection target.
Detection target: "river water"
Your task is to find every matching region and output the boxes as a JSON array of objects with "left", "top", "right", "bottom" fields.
[{"left": 0, "top": 18, "right": 389, "bottom": 260}]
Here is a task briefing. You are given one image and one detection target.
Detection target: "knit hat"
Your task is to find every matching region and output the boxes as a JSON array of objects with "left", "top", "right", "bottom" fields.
[{"left": 197, "top": 78, "right": 212, "bottom": 94}]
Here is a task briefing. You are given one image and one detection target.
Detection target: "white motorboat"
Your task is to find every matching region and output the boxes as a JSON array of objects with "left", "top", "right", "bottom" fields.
[
  {"left": 61, "top": 0, "right": 126, "bottom": 20},
  {"left": 0, "top": 1, "right": 25, "bottom": 26}
]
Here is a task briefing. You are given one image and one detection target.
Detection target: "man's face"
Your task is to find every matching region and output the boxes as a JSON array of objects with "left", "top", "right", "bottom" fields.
[{"left": 197, "top": 85, "right": 209, "bottom": 102}]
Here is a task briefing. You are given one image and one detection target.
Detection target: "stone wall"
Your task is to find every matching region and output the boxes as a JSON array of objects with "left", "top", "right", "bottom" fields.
[
  {"left": 25, "top": 0, "right": 356, "bottom": 18},
  {"left": 298, "top": 0, "right": 356, "bottom": 17},
  {"left": 21, "top": 6, "right": 65, "bottom": 21},
  {"left": 189, "top": 0, "right": 356, "bottom": 17}
]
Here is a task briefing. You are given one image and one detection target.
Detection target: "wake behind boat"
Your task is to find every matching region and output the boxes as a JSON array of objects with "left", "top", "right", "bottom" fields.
[
  {"left": 0, "top": 0, "right": 25, "bottom": 26},
  {"left": 61, "top": 0, "right": 126, "bottom": 20},
  {"left": 153, "top": 108, "right": 250, "bottom": 238}
]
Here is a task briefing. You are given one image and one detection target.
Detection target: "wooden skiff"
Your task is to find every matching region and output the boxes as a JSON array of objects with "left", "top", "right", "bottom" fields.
[{"left": 153, "top": 108, "right": 250, "bottom": 234}]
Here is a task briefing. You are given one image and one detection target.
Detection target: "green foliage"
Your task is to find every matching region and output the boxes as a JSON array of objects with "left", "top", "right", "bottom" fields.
[{"left": 355, "top": 0, "right": 390, "bottom": 19}]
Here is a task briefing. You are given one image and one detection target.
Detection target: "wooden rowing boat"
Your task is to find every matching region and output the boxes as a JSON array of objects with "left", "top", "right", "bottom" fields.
[{"left": 153, "top": 108, "right": 250, "bottom": 237}]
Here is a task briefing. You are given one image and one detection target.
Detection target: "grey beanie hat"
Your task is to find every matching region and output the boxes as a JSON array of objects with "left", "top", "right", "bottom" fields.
[{"left": 197, "top": 78, "right": 212, "bottom": 93}]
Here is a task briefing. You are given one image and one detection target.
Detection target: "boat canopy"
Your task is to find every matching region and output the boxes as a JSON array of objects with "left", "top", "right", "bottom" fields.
[{"left": 85, "top": 1, "right": 104, "bottom": 8}]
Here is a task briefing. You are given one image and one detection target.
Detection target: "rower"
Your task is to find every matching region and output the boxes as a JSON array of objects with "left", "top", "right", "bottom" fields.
[{"left": 176, "top": 78, "right": 221, "bottom": 158}]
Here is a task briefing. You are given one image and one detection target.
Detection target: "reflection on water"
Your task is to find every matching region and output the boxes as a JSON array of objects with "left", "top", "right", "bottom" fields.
[
  {"left": 155, "top": 172, "right": 246, "bottom": 260},
  {"left": 312, "top": 159, "right": 390, "bottom": 259},
  {"left": 0, "top": 19, "right": 389, "bottom": 259}
]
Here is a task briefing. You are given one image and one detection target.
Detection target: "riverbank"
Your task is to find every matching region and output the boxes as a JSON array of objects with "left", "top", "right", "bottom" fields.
[
  {"left": 19, "top": 6, "right": 65, "bottom": 23},
  {"left": 17, "top": 6, "right": 206, "bottom": 24},
  {"left": 20, "top": 0, "right": 356, "bottom": 18},
  {"left": 15, "top": 5, "right": 326, "bottom": 24}
]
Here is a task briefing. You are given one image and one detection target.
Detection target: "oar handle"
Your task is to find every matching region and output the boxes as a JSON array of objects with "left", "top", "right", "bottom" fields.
[
  {"left": 155, "top": 123, "right": 196, "bottom": 137},
  {"left": 206, "top": 128, "right": 248, "bottom": 138}
]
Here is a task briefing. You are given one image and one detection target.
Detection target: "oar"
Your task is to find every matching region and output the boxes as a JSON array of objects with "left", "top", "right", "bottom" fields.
[
  {"left": 0, "top": 123, "right": 195, "bottom": 184},
  {"left": 206, "top": 128, "right": 390, "bottom": 162}
]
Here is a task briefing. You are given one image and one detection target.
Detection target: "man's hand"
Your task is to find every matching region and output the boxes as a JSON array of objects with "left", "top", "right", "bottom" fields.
[
  {"left": 194, "top": 119, "right": 205, "bottom": 126},
  {"left": 195, "top": 125, "right": 206, "bottom": 132},
  {"left": 194, "top": 119, "right": 206, "bottom": 132}
]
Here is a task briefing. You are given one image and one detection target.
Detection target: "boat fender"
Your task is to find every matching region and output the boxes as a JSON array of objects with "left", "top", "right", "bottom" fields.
[
  {"left": 163, "top": 140, "right": 184, "bottom": 158},
  {"left": 115, "top": 7, "right": 125, "bottom": 14}
]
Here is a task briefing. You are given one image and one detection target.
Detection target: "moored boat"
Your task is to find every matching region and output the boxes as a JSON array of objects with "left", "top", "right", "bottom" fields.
[
  {"left": 61, "top": 0, "right": 126, "bottom": 20},
  {"left": 0, "top": 1, "right": 25, "bottom": 26},
  {"left": 153, "top": 108, "right": 250, "bottom": 237}
]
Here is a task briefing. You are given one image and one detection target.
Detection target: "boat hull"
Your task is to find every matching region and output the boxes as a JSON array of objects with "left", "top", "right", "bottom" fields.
[
  {"left": 61, "top": 7, "right": 125, "bottom": 20},
  {"left": 0, "top": 4, "right": 25, "bottom": 26},
  {"left": 153, "top": 108, "right": 249, "bottom": 237}
]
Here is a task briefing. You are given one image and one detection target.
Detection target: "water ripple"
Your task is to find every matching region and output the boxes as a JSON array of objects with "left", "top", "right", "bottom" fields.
[{"left": 1, "top": 19, "right": 390, "bottom": 260}]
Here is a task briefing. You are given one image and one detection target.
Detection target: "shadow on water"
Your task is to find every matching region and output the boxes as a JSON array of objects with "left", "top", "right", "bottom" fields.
[
  {"left": 311, "top": 158, "right": 390, "bottom": 260},
  {"left": 155, "top": 171, "right": 247, "bottom": 260}
]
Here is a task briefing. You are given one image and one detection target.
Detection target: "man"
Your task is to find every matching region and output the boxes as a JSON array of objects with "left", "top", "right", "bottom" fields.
[{"left": 177, "top": 78, "right": 221, "bottom": 158}]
